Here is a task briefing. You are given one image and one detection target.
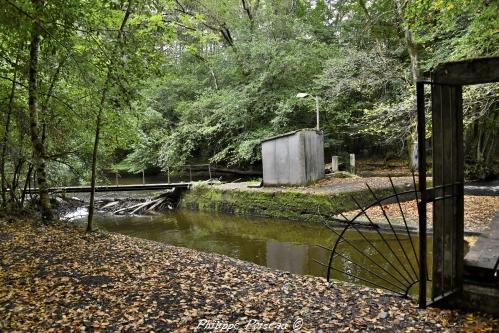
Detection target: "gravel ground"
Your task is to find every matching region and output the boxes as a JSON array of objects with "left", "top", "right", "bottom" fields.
[
  {"left": 1, "top": 220, "right": 497, "bottom": 332},
  {"left": 216, "top": 176, "right": 416, "bottom": 194}
]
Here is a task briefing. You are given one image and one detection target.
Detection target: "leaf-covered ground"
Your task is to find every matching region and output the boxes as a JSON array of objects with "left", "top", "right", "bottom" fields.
[
  {"left": 0, "top": 220, "right": 497, "bottom": 332},
  {"left": 340, "top": 195, "right": 499, "bottom": 233}
]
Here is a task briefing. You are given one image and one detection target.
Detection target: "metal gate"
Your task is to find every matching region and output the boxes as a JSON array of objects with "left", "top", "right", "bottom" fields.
[
  {"left": 318, "top": 57, "right": 499, "bottom": 309},
  {"left": 417, "top": 57, "right": 498, "bottom": 307}
]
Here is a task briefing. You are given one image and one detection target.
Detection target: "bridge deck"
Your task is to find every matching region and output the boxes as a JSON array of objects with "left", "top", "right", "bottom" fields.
[{"left": 26, "top": 183, "right": 192, "bottom": 194}]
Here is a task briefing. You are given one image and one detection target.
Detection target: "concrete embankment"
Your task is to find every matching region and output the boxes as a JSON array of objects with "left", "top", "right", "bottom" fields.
[{"left": 180, "top": 180, "right": 412, "bottom": 223}]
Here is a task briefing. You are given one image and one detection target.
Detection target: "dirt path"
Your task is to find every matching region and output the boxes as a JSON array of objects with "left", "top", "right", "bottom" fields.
[{"left": 1, "top": 221, "right": 497, "bottom": 332}]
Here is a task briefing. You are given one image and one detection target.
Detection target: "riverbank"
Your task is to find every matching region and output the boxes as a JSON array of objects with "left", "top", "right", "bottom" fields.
[
  {"left": 1, "top": 219, "right": 497, "bottom": 332},
  {"left": 180, "top": 176, "right": 415, "bottom": 224}
]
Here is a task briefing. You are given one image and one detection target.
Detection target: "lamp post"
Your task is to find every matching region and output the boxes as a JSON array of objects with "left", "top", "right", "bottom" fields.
[{"left": 296, "top": 92, "right": 320, "bottom": 131}]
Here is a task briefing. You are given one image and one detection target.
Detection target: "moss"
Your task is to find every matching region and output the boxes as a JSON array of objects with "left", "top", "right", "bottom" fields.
[{"left": 180, "top": 186, "right": 401, "bottom": 224}]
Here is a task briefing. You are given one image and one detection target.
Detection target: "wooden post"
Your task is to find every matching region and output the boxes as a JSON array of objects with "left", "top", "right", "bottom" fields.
[
  {"left": 115, "top": 172, "right": 119, "bottom": 186},
  {"left": 142, "top": 170, "right": 145, "bottom": 185},
  {"left": 208, "top": 164, "right": 212, "bottom": 180},
  {"left": 331, "top": 156, "right": 338, "bottom": 172},
  {"left": 189, "top": 166, "right": 192, "bottom": 182},
  {"left": 431, "top": 83, "right": 464, "bottom": 303},
  {"left": 167, "top": 167, "right": 170, "bottom": 184},
  {"left": 349, "top": 154, "right": 355, "bottom": 174}
]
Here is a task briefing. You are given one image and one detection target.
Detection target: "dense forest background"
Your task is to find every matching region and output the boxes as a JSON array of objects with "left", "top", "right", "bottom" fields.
[{"left": 0, "top": 0, "right": 498, "bottom": 216}]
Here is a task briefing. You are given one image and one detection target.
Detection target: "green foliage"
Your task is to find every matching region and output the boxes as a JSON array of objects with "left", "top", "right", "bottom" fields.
[
  {"left": 130, "top": 11, "right": 334, "bottom": 169},
  {"left": 119, "top": 0, "right": 497, "bottom": 173},
  {"left": 405, "top": 0, "right": 499, "bottom": 71},
  {"left": 462, "top": 84, "right": 499, "bottom": 179},
  {"left": 0, "top": 0, "right": 176, "bottom": 195},
  {"left": 1, "top": 0, "right": 496, "bottom": 194}
]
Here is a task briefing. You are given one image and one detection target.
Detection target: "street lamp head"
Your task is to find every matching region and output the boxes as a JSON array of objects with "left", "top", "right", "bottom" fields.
[{"left": 296, "top": 92, "right": 310, "bottom": 98}]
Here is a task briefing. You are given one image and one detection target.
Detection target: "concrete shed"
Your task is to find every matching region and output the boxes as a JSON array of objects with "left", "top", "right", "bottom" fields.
[{"left": 261, "top": 129, "right": 325, "bottom": 186}]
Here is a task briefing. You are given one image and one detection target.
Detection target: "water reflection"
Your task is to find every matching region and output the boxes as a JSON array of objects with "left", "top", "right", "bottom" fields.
[{"left": 266, "top": 240, "right": 309, "bottom": 274}]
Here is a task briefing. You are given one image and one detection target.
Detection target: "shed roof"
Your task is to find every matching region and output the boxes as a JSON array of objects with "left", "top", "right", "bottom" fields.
[{"left": 260, "top": 128, "right": 321, "bottom": 143}]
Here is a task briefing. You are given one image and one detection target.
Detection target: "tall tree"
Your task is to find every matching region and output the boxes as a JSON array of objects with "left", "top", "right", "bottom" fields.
[
  {"left": 87, "top": 0, "right": 134, "bottom": 232},
  {"left": 1, "top": 45, "right": 21, "bottom": 208},
  {"left": 28, "top": 0, "right": 53, "bottom": 223},
  {"left": 394, "top": 0, "right": 420, "bottom": 83}
]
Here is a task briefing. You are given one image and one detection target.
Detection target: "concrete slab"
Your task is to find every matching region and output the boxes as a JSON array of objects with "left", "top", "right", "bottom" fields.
[{"left": 464, "top": 212, "right": 499, "bottom": 271}]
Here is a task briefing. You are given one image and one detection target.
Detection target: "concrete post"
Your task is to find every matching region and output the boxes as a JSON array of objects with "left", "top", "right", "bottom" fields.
[
  {"left": 349, "top": 153, "right": 356, "bottom": 174},
  {"left": 331, "top": 156, "right": 339, "bottom": 172},
  {"left": 411, "top": 140, "right": 418, "bottom": 171},
  {"left": 142, "top": 170, "right": 145, "bottom": 185},
  {"left": 167, "top": 167, "right": 170, "bottom": 184}
]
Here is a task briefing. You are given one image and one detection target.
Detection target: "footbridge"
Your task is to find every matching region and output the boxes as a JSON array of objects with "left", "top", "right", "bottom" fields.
[{"left": 25, "top": 182, "right": 192, "bottom": 194}]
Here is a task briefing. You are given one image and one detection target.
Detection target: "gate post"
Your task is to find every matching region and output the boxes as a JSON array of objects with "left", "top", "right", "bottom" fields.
[{"left": 417, "top": 81, "right": 427, "bottom": 308}]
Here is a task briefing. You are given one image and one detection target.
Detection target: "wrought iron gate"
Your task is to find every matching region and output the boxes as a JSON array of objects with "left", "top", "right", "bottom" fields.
[{"left": 318, "top": 57, "right": 499, "bottom": 309}]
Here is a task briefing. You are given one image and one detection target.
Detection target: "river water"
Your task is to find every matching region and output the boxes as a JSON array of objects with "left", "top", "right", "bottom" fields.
[{"left": 77, "top": 210, "right": 430, "bottom": 296}]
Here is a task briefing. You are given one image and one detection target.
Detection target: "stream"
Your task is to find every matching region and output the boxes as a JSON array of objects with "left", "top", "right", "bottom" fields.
[{"left": 73, "top": 210, "right": 431, "bottom": 295}]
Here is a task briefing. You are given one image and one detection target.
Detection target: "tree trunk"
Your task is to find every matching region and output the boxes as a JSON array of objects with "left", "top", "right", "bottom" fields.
[
  {"left": 209, "top": 67, "right": 218, "bottom": 90},
  {"left": 358, "top": 0, "right": 372, "bottom": 23},
  {"left": 394, "top": 0, "right": 420, "bottom": 83},
  {"left": 1, "top": 50, "right": 20, "bottom": 209},
  {"left": 28, "top": 0, "right": 53, "bottom": 223},
  {"left": 484, "top": 108, "right": 498, "bottom": 166},
  {"left": 9, "top": 159, "right": 24, "bottom": 205},
  {"left": 87, "top": 0, "right": 133, "bottom": 232},
  {"left": 241, "top": 0, "right": 255, "bottom": 32},
  {"left": 21, "top": 164, "right": 33, "bottom": 207},
  {"left": 87, "top": 92, "right": 106, "bottom": 232},
  {"left": 394, "top": 0, "right": 421, "bottom": 169}
]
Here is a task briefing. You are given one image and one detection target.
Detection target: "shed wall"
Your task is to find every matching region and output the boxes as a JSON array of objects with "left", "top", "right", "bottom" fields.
[
  {"left": 302, "top": 131, "right": 325, "bottom": 182},
  {"left": 262, "top": 130, "right": 324, "bottom": 186}
]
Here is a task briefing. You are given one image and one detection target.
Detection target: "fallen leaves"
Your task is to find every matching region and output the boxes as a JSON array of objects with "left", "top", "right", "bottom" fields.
[
  {"left": 341, "top": 195, "right": 499, "bottom": 233},
  {"left": 0, "top": 220, "right": 497, "bottom": 332}
]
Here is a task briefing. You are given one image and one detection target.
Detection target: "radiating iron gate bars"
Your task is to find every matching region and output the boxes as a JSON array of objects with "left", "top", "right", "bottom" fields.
[{"left": 314, "top": 174, "right": 428, "bottom": 299}]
